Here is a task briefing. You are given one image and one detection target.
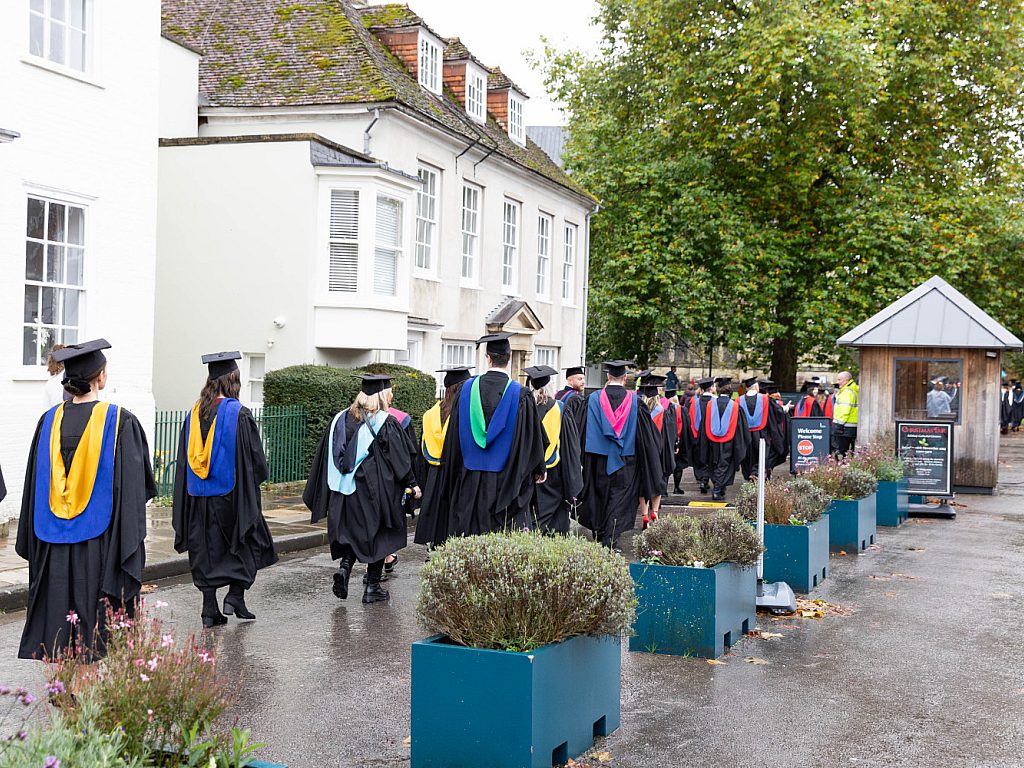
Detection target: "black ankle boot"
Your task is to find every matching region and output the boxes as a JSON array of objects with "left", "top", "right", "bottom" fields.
[
  {"left": 223, "top": 590, "right": 256, "bottom": 620},
  {"left": 333, "top": 557, "right": 355, "bottom": 600},
  {"left": 699, "top": 481, "right": 710, "bottom": 494},
  {"left": 201, "top": 590, "right": 227, "bottom": 628},
  {"left": 362, "top": 581, "right": 390, "bottom": 603}
]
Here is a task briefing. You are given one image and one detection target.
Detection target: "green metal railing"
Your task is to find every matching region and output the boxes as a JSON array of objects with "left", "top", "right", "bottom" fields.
[{"left": 152, "top": 405, "right": 308, "bottom": 498}]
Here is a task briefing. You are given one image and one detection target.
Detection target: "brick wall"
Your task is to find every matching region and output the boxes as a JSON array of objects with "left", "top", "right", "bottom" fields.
[
  {"left": 488, "top": 89, "right": 510, "bottom": 130},
  {"left": 375, "top": 28, "right": 420, "bottom": 81},
  {"left": 443, "top": 61, "right": 467, "bottom": 105}
]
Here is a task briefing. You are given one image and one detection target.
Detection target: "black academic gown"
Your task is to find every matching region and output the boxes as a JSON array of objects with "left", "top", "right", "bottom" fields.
[
  {"left": 698, "top": 395, "right": 751, "bottom": 494},
  {"left": 578, "top": 386, "right": 663, "bottom": 548},
  {"left": 741, "top": 395, "right": 789, "bottom": 480},
  {"left": 687, "top": 393, "right": 714, "bottom": 485},
  {"left": 17, "top": 401, "right": 155, "bottom": 661},
  {"left": 1011, "top": 389, "right": 1024, "bottom": 427},
  {"left": 1001, "top": 391, "right": 1014, "bottom": 431},
  {"left": 304, "top": 411, "right": 417, "bottom": 564},
  {"left": 647, "top": 402, "right": 676, "bottom": 498},
  {"left": 792, "top": 395, "right": 824, "bottom": 419},
  {"left": 413, "top": 402, "right": 447, "bottom": 547},
  {"left": 530, "top": 398, "right": 583, "bottom": 534},
  {"left": 171, "top": 405, "right": 278, "bottom": 591},
  {"left": 556, "top": 387, "right": 587, "bottom": 433},
  {"left": 0, "top": 464, "right": 6, "bottom": 503},
  {"left": 671, "top": 398, "right": 692, "bottom": 488},
  {"left": 439, "top": 371, "right": 546, "bottom": 535}
]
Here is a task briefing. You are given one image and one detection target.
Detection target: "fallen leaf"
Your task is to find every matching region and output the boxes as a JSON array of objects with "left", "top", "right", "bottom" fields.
[
  {"left": 868, "top": 544, "right": 881, "bottom": 550},
  {"left": 706, "top": 659, "right": 726, "bottom": 665},
  {"left": 140, "top": 584, "right": 157, "bottom": 594},
  {"left": 990, "top": 592, "right": 1014, "bottom": 600},
  {"left": 744, "top": 656, "right": 770, "bottom": 665},
  {"left": 800, "top": 610, "right": 824, "bottom": 618},
  {"left": 403, "top": 736, "right": 411, "bottom": 747},
  {"left": 891, "top": 573, "right": 918, "bottom": 580},
  {"left": 594, "top": 751, "right": 613, "bottom": 763},
  {"left": 870, "top": 575, "right": 891, "bottom": 581},
  {"left": 883, "top": 592, "right": 897, "bottom": 598},
  {"left": 837, "top": 550, "right": 848, "bottom": 556},
  {"left": 908, "top": 547, "right": 927, "bottom": 552}
]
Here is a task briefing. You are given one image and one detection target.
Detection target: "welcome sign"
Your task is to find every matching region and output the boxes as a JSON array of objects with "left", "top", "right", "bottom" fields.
[{"left": 789, "top": 417, "right": 831, "bottom": 473}]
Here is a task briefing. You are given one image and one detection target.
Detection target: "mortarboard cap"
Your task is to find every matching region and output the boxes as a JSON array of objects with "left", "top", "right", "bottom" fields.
[
  {"left": 357, "top": 373, "right": 393, "bottom": 396},
  {"left": 639, "top": 372, "right": 667, "bottom": 387},
  {"left": 201, "top": 350, "right": 242, "bottom": 378},
  {"left": 437, "top": 366, "right": 473, "bottom": 389},
  {"left": 524, "top": 365, "right": 558, "bottom": 389},
  {"left": 664, "top": 388, "right": 678, "bottom": 398},
  {"left": 54, "top": 338, "right": 111, "bottom": 381},
  {"left": 714, "top": 376, "right": 732, "bottom": 387},
  {"left": 741, "top": 376, "right": 758, "bottom": 388},
  {"left": 565, "top": 366, "right": 585, "bottom": 377},
  {"left": 603, "top": 360, "right": 633, "bottom": 377},
  {"left": 697, "top": 376, "right": 714, "bottom": 389},
  {"left": 476, "top": 332, "right": 513, "bottom": 356},
  {"left": 639, "top": 385, "right": 661, "bottom": 398}
]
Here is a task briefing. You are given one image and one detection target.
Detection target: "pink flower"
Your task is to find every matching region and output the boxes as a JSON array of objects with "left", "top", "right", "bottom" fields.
[
  {"left": 651, "top": 550, "right": 663, "bottom": 557},
  {"left": 198, "top": 651, "right": 214, "bottom": 664},
  {"left": 66, "top": 611, "right": 78, "bottom": 626},
  {"left": 139, "top": 673, "right": 150, "bottom": 682},
  {"left": 146, "top": 656, "right": 160, "bottom": 671},
  {"left": 147, "top": 708, "right": 154, "bottom": 723},
  {"left": 154, "top": 600, "right": 169, "bottom": 609},
  {"left": 161, "top": 634, "right": 174, "bottom": 648}
]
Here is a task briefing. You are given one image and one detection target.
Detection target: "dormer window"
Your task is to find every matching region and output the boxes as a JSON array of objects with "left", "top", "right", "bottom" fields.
[
  {"left": 466, "top": 64, "right": 486, "bottom": 123},
  {"left": 508, "top": 93, "right": 525, "bottom": 145},
  {"left": 418, "top": 32, "right": 441, "bottom": 94}
]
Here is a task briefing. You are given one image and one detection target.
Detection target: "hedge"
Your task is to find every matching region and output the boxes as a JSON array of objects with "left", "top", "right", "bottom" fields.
[{"left": 263, "top": 363, "right": 437, "bottom": 470}]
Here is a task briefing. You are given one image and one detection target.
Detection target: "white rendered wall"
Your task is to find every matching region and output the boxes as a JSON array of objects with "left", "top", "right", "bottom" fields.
[
  {"left": 158, "top": 37, "right": 200, "bottom": 138},
  {"left": 0, "top": 0, "right": 160, "bottom": 522},
  {"left": 197, "top": 108, "right": 592, "bottom": 382}
]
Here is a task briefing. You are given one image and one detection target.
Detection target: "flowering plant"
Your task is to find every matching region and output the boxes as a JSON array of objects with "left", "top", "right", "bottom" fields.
[
  {"left": 801, "top": 457, "right": 878, "bottom": 500},
  {"left": 736, "top": 477, "right": 830, "bottom": 525},
  {"left": 846, "top": 443, "right": 906, "bottom": 482},
  {"left": 633, "top": 512, "right": 763, "bottom": 568}
]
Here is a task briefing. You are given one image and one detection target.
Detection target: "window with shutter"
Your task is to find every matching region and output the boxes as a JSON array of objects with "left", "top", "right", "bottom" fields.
[
  {"left": 328, "top": 190, "right": 359, "bottom": 292},
  {"left": 375, "top": 196, "right": 402, "bottom": 296}
]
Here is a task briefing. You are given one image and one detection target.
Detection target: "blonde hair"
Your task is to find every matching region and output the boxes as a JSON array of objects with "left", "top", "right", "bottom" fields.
[
  {"left": 644, "top": 394, "right": 661, "bottom": 412},
  {"left": 349, "top": 387, "right": 393, "bottom": 422},
  {"left": 532, "top": 382, "right": 553, "bottom": 406}
]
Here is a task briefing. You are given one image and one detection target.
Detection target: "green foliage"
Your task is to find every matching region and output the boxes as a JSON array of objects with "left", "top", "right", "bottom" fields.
[
  {"left": 542, "top": 0, "right": 1024, "bottom": 381},
  {"left": 356, "top": 362, "right": 437, "bottom": 434},
  {"left": 846, "top": 443, "right": 907, "bottom": 482},
  {"left": 264, "top": 365, "right": 360, "bottom": 468},
  {"left": 802, "top": 460, "right": 879, "bottom": 500},
  {"left": 736, "top": 477, "right": 830, "bottom": 525},
  {"left": 633, "top": 512, "right": 763, "bottom": 568},
  {"left": 417, "top": 532, "right": 636, "bottom": 652}
]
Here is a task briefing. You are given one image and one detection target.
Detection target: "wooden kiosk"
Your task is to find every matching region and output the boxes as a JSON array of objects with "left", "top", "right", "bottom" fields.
[{"left": 837, "top": 276, "right": 1022, "bottom": 493}]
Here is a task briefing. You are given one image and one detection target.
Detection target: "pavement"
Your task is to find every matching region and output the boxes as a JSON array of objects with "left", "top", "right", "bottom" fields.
[{"left": 0, "top": 446, "right": 1022, "bottom": 767}]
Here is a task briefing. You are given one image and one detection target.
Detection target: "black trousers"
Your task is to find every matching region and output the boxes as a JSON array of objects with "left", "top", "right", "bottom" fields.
[{"left": 832, "top": 424, "right": 857, "bottom": 457}]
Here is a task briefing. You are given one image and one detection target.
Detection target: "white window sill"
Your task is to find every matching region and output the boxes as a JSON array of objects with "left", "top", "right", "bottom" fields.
[
  {"left": 460, "top": 281, "right": 482, "bottom": 291},
  {"left": 562, "top": 302, "right": 578, "bottom": 310},
  {"left": 536, "top": 297, "right": 552, "bottom": 305},
  {"left": 21, "top": 57, "right": 103, "bottom": 89},
  {"left": 413, "top": 272, "right": 441, "bottom": 284},
  {"left": 12, "top": 368, "right": 48, "bottom": 382}
]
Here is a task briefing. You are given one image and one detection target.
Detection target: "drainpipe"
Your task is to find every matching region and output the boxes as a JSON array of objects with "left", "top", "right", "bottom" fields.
[
  {"left": 454, "top": 137, "right": 480, "bottom": 174},
  {"left": 581, "top": 204, "right": 600, "bottom": 379}
]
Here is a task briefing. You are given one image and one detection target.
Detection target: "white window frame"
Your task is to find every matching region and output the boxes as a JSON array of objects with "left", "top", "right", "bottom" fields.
[
  {"left": 374, "top": 195, "right": 404, "bottom": 297},
  {"left": 245, "top": 353, "right": 266, "bottom": 406},
  {"left": 461, "top": 183, "right": 481, "bottom": 285},
  {"left": 414, "top": 165, "right": 440, "bottom": 274},
  {"left": 465, "top": 64, "right": 487, "bottom": 123},
  {"left": 328, "top": 189, "right": 360, "bottom": 293},
  {"left": 502, "top": 199, "right": 520, "bottom": 294},
  {"left": 562, "top": 223, "right": 578, "bottom": 303},
  {"left": 508, "top": 93, "right": 526, "bottom": 145},
  {"left": 418, "top": 32, "right": 441, "bottom": 94},
  {"left": 442, "top": 341, "right": 475, "bottom": 368},
  {"left": 535, "top": 346, "right": 559, "bottom": 370},
  {"left": 23, "top": 194, "right": 87, "bottom": 367},
  {"left": 536, "top": 213, "right": 552, "bottom": 299},
  {"left": 29, "top": 0, "right": 90, "bottom": 73}
]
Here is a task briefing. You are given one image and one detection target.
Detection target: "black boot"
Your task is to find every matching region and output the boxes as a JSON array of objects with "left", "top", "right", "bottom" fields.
[
  {"left": 362, "top": 561, "right": 390, "bottom": 603},
  {"left": 699, "top": 480, "right": 710, "bottom": 495},
  {"left": 223, "top": 585, "right": 256, "bottom": 620},
  {"left": 712, "top": 488, "right": 725, "bottom": 501},
  {"left": 201, "top": 589, "right": 227, "bottom": 629},
  {"left": 333, "top": 555, "right": 356, "bottom": 600}
]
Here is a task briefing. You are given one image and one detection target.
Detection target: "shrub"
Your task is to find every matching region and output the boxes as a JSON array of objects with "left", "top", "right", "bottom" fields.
[
  {"left": 356, "top": 362, "right": 437, "bottom": 433},
  {"left": 264, "top": 364, "right": 360, "bottom": 468},
  {"left": 417, "top": 531, "right": 636, "bottom": 652},
  {"left": 47, "top": 601, "right": 263, "bottom": 767},
  {"left": 847, "top": 443, "right": 906, "bottom": 482},
  {"left": 801, "top": 458, "right": 879, "bottom": 500},
  {"left": 633, "top": 512, "right": 763, "bottom": 568},
  {"left": 736, "top": 477, "right": 830, "bottom": 525}
]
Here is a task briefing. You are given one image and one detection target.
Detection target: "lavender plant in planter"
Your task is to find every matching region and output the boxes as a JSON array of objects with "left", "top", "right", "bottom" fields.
[
  {"left": 802, "top": 461, "right": 879, "bottom": 553},
  {"left": 847, "top": 444, "right": 909, "bottom": 527}
]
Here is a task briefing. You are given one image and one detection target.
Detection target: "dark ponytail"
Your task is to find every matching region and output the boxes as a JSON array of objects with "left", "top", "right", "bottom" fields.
[
  {"left": 63, "top": 365, "right": 105, "bottom": 397},
  {"left": 199, "top": 369, "right": 242, "bottom": 423}
]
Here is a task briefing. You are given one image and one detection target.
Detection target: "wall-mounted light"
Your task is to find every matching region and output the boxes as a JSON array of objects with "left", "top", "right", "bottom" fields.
[{"left": 273, "top": 316, "right": 286, "bottom": 329}]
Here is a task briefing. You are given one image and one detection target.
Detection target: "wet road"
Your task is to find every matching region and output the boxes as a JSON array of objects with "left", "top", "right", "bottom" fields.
[{"left": 1, "top": 452, "right": 1023, "bottom": 767}]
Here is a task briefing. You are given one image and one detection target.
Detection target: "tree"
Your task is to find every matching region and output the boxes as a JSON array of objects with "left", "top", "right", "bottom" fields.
[{"left": 543, "top": 0, "right": 1024, "bottom": 385}]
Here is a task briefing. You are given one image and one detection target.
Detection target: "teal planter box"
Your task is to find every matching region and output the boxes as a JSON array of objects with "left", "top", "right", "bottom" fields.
[
  {"left": 828, "top": 494, "right": 877, "bottom": 552},
  {"left": 410, "top": 633, "right": 621, "bottom": 768},
  {"left": 876, "top": 479, "right": 909, "bottom": 527},
  {"left": 251, "top": 762, "right": 287, "bottom": 768},
  {"left": 629, "top": 561, "right": 755, "bottom": 658},
  {"left": 762, "top": 516, "right": 830, "bottom": 594}
]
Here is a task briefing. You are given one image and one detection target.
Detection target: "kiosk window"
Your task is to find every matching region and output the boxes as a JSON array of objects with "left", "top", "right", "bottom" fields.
[{"left": 892, "top": 358, "right": 962, "bottom": 425}]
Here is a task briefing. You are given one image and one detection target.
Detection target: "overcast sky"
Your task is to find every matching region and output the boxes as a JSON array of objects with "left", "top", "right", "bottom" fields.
[{"left": 369, "top": 0, "right": 604, "bottom": 125}]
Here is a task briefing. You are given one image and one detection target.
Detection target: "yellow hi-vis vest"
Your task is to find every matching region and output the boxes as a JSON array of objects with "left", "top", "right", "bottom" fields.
[{"left": 834, "top": 381, "right": 859, "bottom": 426}]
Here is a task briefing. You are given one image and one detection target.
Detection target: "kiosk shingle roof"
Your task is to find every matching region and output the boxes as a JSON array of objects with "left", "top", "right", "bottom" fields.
[{"left": 160, "top": 0, "right": 592, "bottom": 201}]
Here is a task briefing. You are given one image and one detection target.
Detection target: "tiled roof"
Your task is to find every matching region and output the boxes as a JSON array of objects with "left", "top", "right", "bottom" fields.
[
  {"left": 487, "top": 67, "right": 527, "bottom": 97},
  {"left": 357, "top": 3, "right": 422, "bottom": 29},
  {"left": 160, "top": 0, "right": 592, "bottom": 202},
  {"left": 443, "top": 37, "right": 471, "bottom": 61}
]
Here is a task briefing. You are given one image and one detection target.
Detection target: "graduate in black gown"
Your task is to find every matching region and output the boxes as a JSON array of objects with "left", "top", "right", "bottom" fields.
[
  {"left": 525, "top": 365, "right": 583, "bottom": 535},
  {"left": 438, "top": 333, "right": 546, "bottom": 535},
  {"left": 555, "top": 365, "right": 588, "bottom": 432},
  {"left": 172, "top": 351, "right": 278, "bottom": 628},
  {"left": 636, "top": 372, "right": 676, "bottom": 528},
  {"left": 383, "top": 396, "right": 420, "bottom": 575},
  {"left": 699, "top": 378, "right": 751, "bottom": 501},
  {"left": 578, "top": 361, "right": 663, "bottom": 550},
  {"left": 739, "top": 377, "right": 788, "bottom": 481},
  {"left": 413, "top": 366, "right": 473, "bottom": 548},
  {"left": 17, "top": 339, "right": 155, "bottom": 661},
  {"left": 303, "top": 375, "right": 420, "bottom": 603},
  {"left": 792, "top": 381, "right": 824, "bottom": 418},
  {"left": 686, "top": 377, "right": 716, "bottom": 494},
  {"left": 671, "top": 386, "right": 693, "bottom": 494}
]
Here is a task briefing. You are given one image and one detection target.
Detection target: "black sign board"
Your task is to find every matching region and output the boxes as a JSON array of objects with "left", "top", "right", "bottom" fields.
[
  {"left": 790, "top": 417, "right": 832, "bottom": 473},
  {"left": 896, "top": 421, "right": 954, "bottom": 497}
]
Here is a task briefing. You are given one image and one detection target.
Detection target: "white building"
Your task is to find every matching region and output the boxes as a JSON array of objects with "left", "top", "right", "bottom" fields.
[
  {"left": 154, "top": 0, "right": 596, "bottom": 409},
  {"left": 0, "top": 0, "right": 170, "bottom": 521}
]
